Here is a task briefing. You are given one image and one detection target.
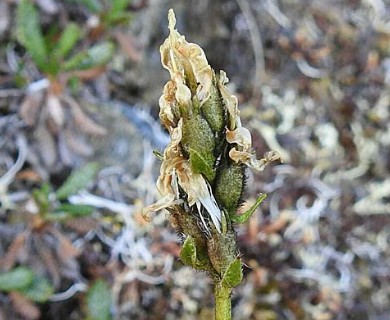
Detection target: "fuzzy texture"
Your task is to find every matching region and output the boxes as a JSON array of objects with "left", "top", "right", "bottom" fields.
[
  {"left": 214, "top": 164, "right": 246, "bottom": 216},
  {"left": 141, "top": 9, "right": 282, "bottom": 320},
  {"left": 143, "top": 9, "right": 280, "bottom": 234}
]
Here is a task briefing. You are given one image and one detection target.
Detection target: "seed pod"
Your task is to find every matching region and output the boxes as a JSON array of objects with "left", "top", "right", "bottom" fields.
[
  {"left": 181, "top": 114, "right": 216, "bottom": 182},
  {"left": 207, "top": 230, "right": 237, "bottom": 274},
  {"left": 214, "top": 163, "right": 246, "bottom": 216},
  {"left": 201, "top": 72, "right": 226, "bottom": 135}
]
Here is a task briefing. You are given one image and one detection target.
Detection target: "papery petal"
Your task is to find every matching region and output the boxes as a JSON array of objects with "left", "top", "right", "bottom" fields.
[
  {"left": 176, "top": 161, "right": 222, "bottom": 232},
  {"left": 159, "top": 81, "right": 177, "bottom": 127},
  {"left": 169, "top": 119, "right": 183, "bottom": 148},
  {"left": 229, "top": 148, "right": 281, "bottom": 171},
  {"left": 160, "top": 9, "right": 213, "bottom": 105},
  {"left": 156, "top": 120, "right": 183, "bottom": 194},
  {"left": 142, "top": 194, "right": 176, "bottom": 221},
  {"left": 173, "top": 73, "right": 192, "bottom": 106},
  {"left": 179, "top": 43, "right": 212, "bottom": 102},
  {"left": 217, "top": 70, "right": 240, "bottom": 129},
  {"left": 150, "top": 9, "right": 279, "bottom": 234},
  {"left": 196, "top": 179, "right": 222, "bottom": 232},
  {"left": 228, "top": 148, "right": 251, "bottom": 164},
  {"left": 226, "top": 127, "right": 252, "bottom": 150}
]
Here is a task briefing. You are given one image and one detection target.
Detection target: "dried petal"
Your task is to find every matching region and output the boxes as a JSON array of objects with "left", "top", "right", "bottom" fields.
[
  {"left": 173, "top": 73, "right": 192, "bottom": 107},
  {"left": 175, "top": 161, "right": 221, "bottom": 231},
  {"left": 142, "top": 194, "right": 176, "bottom": 221},
  {"left": 217, "top": 70, "right": 240, "bottom": 129},
  {"left": 226, "top": 127, "right": 252, "bottom": 150},
  {"left": 144, "top": 9, "right": 279, "bottom": 234},
  {"left": 159, "top": 81, "right": 178, "bottom": 127},
  {"left": 160, "top": 9, "right": 213, "bottom": 105},
  {"left": 229, "top": 149, "right": 281, "bottom": 171}
]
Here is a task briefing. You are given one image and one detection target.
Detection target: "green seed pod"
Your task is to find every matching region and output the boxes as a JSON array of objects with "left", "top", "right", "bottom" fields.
[
  {"left": 181, "top": 114, "right": 216, "bottom": 182},
  {"left": 214, "top": 163, "right": 245, "bottom": 216},
  {"left": 201, "top": 72, "right": 226, "bottom": 135},
  {"left": 207, "top": 230, "right": 237, "bottom": 275}
]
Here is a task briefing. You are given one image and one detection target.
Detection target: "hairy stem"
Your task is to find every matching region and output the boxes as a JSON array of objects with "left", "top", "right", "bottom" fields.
[{"left": 214, "top": 284, "right": 232, "bottom": 320}]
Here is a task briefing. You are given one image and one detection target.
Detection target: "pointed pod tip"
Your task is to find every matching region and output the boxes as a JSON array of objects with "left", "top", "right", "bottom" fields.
[{"left": 168, "top": 9, "right": 176, "bottom": 32}]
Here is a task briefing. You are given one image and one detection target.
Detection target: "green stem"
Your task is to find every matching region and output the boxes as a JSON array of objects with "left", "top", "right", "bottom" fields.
[{"left": 214, "top": 284, "right": 232, "bottom": 320}]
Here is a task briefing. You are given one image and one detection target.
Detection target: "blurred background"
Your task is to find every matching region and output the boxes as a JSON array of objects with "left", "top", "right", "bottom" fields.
[{"left": 0, "top": 0, "right": 389, "bottom": 319}]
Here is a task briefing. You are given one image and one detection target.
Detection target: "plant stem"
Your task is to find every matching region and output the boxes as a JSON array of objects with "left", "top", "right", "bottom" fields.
[{"left": 214, "top": 284, "right": 232, "bottom": 320}]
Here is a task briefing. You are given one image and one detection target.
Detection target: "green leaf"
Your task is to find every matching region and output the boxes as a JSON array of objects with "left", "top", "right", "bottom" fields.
[
  {"left": 110, "top": 0, "right": 130, "bottom": 16},
  {"left": 152, "top": 150, "right": 164, "bottom": 161},
  {"left": 231, "top": 193, "right": 267, "bottom": 224},
  {"left": 0, "top": 267, "right": 34, "bottom": 292},
  {"left": 87, "top": 279, "right": 111, "bottom": 320},
  {"left": 53, "top": 23, "right": 81, "bottom": 59},
  {"left": 106, "top": 12, "right": 131, "bottom": 25},
  {"left": 82, "top": 0, "right": 102, "bottom": 13},
  {"left": 32, "top": 183, "right": 51, "bottom": 214},
  {"left": 56, "top": 163, "right": 99, "bottom": 200},
  {"left": 188, "top": 147, "right": 216, "bottom": 182},
  {"left": 111, "top": 0, "right": 130, "bottom": 15},
  {"left": 180, "top": 236, "right": 197, "bottom": 267},
  {"left": 221, "top": 258, "right": 243, "bottom": 289},
  {"left": 63, "top": 42, "right": 115, "bottom": 71},
  {"left": 68, "top": 75, "right": 81, "bottom": 94},
  {"left": 66, "top": 0, "right": 102, "bottom": 13},
  {"left": 56, "top": 204, "right": 94, "bottom": 216},
  {"left": 44, "top": 212, "right": 71, "bottom": 221},
  {"left": 22, "top": 276, "right": 54, "bottom": 303},
  {"left": 106, "top": 0, "right": 131, "bottom": 24},
  {"left": 45, "top": 204, "right": 94, "bottom": 222},
  {"left": 16, "top": 0, "right": 48, "bottom": 71}
]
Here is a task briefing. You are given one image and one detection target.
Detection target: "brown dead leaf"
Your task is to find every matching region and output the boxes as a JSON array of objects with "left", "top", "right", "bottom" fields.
[
  {"left": 34, "top": 123, "right": 57, "bottom": 168},
  {"left": 260, "top": 215, "right": 289, "bottom": 234},
  {"left": 57, "top": 130, "right": 74, "bottom": 165},
  {"left": 9, "top": 292, "right": 40, "bottom": 320},
  {"left": 64, "top": 217, "right": 99, "bottom": 234},
  {"left": 19, "top": 91, "right": 44, "bottom": 126},
  {"left": 53, "top": 229, "right": 81, "bottom": 259},
  {"left": 1, "top": 233, "right": 27, "bottom": 270},
  {"left": 34, "top": 236, "right": 61, "bottom": 287},
  {"left": 64, "top": 127, "right": 94, "bottom": 157},
  {"left": 62, "top": 95, "right": 107, "bottom": 136},
  {"left": 16, "top": 169, "right": 42, "bottom": 183},
  {"left": 65, "top": 66, "right": 106, "bottom": 81},
  {"left": 47, "top": 93, "right": 65, "bottom": 127},
  {"left": 113, "top": 31, "right": 143, "bottom": 63}
]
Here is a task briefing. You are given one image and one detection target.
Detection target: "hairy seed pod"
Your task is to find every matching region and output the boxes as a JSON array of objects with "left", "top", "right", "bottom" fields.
[
  {"left": 214, "top": 163, "right": 246, "bottom": 215},
  {"left": 201, "top": 72, "right": 226, "bottom": 135},
  {"left": 181, "top": 114, "right": 216, "bottom": 182},
  {"left": 207, "top": 230, "right": 237, "bottom": 274}
]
